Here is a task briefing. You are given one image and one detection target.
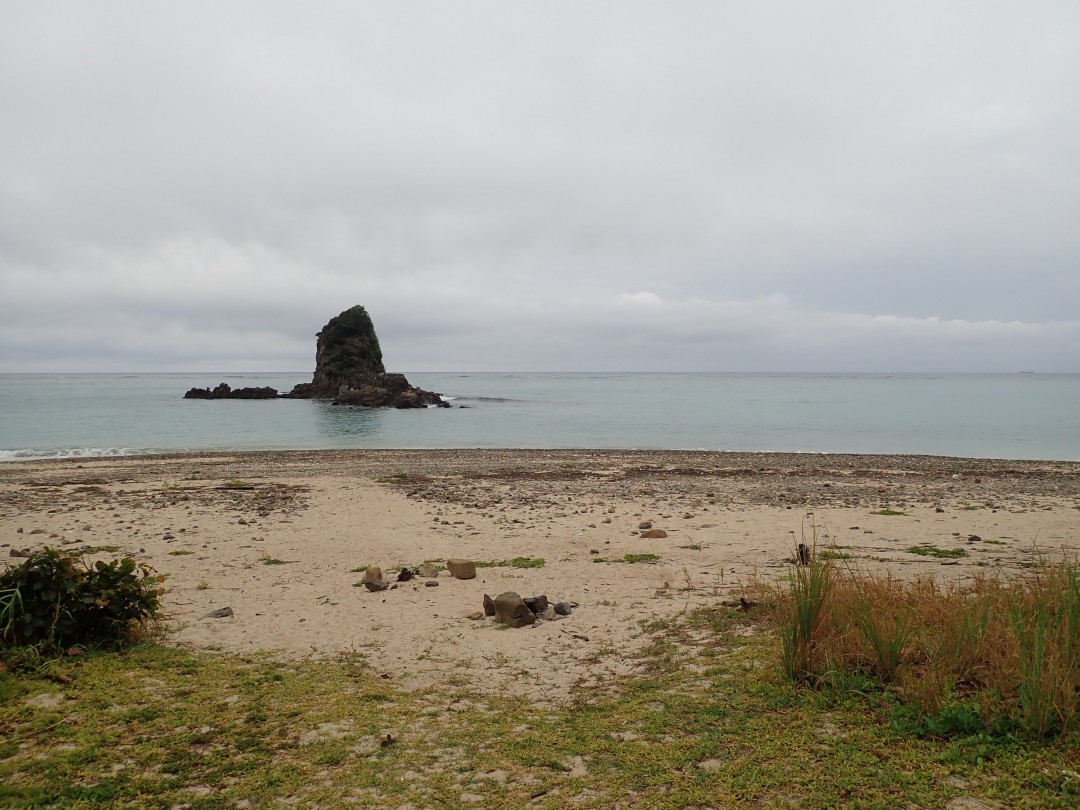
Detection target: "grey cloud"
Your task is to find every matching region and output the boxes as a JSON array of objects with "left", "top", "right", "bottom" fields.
[{"left": 1, "top": 2, "right": 1078, "bottom": 372}]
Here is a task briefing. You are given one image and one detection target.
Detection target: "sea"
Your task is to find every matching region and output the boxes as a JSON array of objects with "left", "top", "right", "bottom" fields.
[{"left": 1, "top": 372, "right": 1078, "bottom": 462}]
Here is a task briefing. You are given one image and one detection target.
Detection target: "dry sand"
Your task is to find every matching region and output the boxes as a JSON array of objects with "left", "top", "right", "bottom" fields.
[{"left": 2, "top": 450, "right": 1078, "bottom": 700}]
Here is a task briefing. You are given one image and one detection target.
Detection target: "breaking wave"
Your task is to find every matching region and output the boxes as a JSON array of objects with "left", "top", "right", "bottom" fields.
[{"left": 0, "top": 447, "right": 147, "bottom": 462}]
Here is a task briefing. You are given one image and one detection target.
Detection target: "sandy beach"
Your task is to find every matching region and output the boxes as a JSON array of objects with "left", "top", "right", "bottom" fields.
[{"left": 2, "top": 450, "right": 1078, "bottom": 700}]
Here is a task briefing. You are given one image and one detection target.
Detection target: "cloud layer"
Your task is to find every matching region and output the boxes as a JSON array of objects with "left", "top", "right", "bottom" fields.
[{"left": 2, "top": 2, "right": 1078, "bottom": 371}]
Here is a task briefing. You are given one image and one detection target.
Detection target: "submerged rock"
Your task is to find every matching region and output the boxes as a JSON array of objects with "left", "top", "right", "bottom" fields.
[{"left": 183, "top": 383, "right": 279, "bottom": 399}]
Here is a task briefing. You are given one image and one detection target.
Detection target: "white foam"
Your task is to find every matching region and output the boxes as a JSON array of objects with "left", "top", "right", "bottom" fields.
[{"left": 0, "top": 447, "right": 144, "bottom": 462}]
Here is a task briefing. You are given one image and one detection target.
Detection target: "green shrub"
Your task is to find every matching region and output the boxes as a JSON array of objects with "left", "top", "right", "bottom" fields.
[{"left": 0, "top": 548, "right": 163, "bottom": 651}]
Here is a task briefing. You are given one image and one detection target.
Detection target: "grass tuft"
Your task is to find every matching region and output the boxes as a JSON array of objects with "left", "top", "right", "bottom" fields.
[
  {"left": 623, "top": 553, "right": 661, "bottom": 564},
  {"left": 761, "top": 533, "right": 1080, "bottom": 740},
  {"left": 476, "top": 556, "right": 546, "bottom": 569},
  {"left": 906, "top": 545, "right": 968, "bottom": 559}
]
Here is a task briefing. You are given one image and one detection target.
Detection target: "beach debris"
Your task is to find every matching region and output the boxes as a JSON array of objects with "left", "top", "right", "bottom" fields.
[
  {"left": 560, "top": 627, "right": 590, "bottom": 642},
  {"left": 396, "top": 567, "right": 417, "bottom": 582},
  {"left": 482, "top": 594, "right": 496, "bottom": 616},
  {"left": 201, "top": 606, "right": 234, "bottom": 619},
  {"left": 796, "top": 543, "right": 812, "bottom": 566},
  {"left": 446, "top": 558, "right": 477, "bottom": 580},
  {"left": 493, "top": 592, "right": 535, "bottom": 628},
  {"left": 638, "top": 520, "right": 653, "bottom": 530},
  {"left": 722, "top": 597, "right": 758, "bottom": 611}
]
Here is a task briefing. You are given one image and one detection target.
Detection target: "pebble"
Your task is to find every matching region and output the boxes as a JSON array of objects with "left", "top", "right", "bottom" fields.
[{"left": 424, "top": 579, "right": 439, "bottom": 587}]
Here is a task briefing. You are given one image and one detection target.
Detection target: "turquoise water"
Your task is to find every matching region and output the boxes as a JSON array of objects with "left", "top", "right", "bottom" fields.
[{"left": 1, "top": 372, "right": 1078, "bottom": 461}]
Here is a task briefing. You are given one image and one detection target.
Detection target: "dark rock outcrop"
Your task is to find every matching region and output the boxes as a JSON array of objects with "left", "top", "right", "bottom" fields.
[
  {"left": 183, "top": 305, "right": 449, "bottom": 408},
  {"left": 288, "top": 306, "right": 448, "bottom": 408},
  {"left": 184, "top": 383, "right": 280, "bottom": 399}
]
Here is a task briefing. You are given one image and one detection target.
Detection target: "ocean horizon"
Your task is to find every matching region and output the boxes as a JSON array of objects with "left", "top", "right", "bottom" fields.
[{"left": 2, "top": 371, "right": 1078, "bottom": 462}]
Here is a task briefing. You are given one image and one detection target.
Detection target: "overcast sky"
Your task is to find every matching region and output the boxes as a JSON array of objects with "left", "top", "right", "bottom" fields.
[{"left": 1, "top": 1, "right": 1078, "bottom": 373}]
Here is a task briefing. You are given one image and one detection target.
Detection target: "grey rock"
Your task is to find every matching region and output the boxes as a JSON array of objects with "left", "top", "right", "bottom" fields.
[
  {"left": 638, "top": 520, "right": 653, "bottom": 530},
  {"left": 364, "top": 579, "right": 390, "bottom": 592},
  {"left": 553, "top": 601, "right": 573, "bottom": 616},
  {"left": 483, "top": 593, "right": 496, "bottom": 616},
  {"left": 523, "top": 595, "right": 549, "bottom": 615},
  {"left": 201, "top": 607, "right": 234, "bottom": 619}
]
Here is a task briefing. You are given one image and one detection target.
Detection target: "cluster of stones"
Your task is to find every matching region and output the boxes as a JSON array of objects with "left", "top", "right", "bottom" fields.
[
  {"left": 356, "top": 556, "right": 574, "bottom": 628},
  {"left": 359, "top": 557, "right": 477, "bottom": 591},
  {"left": 482, "top": 591, "right": 574, "bottom": 628}
]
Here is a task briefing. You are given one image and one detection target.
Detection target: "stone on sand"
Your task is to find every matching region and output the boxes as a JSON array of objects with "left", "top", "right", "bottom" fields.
[
  {"left": 446, "top": 558, "right": 477, "bottom": 579},
  {"left": 493, "top": 592, "right": 535, "bottom": 628}
]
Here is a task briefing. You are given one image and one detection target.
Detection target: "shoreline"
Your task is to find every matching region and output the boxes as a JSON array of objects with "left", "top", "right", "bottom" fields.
[
  {"left": 4, "top": 446, "right": 1080, "bottom": 479},
  {"left": 3, "top": 448, "right": 1078, "bottom": 698}
]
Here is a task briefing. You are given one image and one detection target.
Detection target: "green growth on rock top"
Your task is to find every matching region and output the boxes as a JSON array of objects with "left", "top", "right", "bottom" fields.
[{"left": 316, "top": 305, "right": 384, "bottom": 378}]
